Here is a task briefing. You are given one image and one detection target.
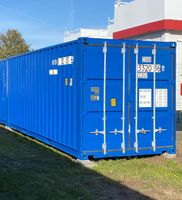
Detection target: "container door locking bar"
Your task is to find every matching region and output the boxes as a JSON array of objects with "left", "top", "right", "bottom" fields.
[
  {"left": 90, "top": 42, "right": 107, "bottom": 155},
  {"left": 152, "top": 45, "right": 167, "bottom": 151},
  {"left": 102, "top": 42, "right": 107, "bottom": 155},
  {"left": 134, "top": 45, "right": 152, "bottom": 152},
  {"left": 152, "top": 45, "right": 157, "bottom": 152},
  {"left": 109, "top": 43, "right": 126, "bottom": 154},
  {"left": 134, "top": 44, "right": 139, "bottom": 153}
]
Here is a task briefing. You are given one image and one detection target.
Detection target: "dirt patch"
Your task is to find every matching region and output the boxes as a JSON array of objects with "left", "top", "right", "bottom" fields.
[
  {"left": 121, "top": 179, "right": 182, "bottom": 200},
  {"left": 176, "top": 131, "right": 182, "bottom": 163}
]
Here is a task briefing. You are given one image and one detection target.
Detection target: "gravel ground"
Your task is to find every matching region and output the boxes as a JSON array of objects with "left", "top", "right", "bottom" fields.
[{"left": 177, "top": 123, "right": 182, "bottom": 142}]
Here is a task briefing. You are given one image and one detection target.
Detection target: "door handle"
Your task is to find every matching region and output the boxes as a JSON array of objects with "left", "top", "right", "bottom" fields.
[
  {"left": 137, "top": 128, "right": 151, "bottom": 134},
  {"left": 109, "top": 129, "right": 123, "bottom": 135},
  {"left": 155, "top": 127, "right": 167, "bottom": 133},
  {"left": 90, "top": 129, "right": 104, "bottom": 136}
]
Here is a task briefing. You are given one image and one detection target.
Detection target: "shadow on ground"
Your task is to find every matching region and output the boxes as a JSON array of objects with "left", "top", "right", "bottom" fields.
[{"left": 0, "top": 127, "right": 152, "bottom": 200}]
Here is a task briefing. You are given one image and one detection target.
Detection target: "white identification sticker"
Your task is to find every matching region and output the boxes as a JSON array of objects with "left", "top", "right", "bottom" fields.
[
  {"left": 138, "top": 64, "right": 162, "bottom": 73},
  {"left": 142, "top": 56, "right": 152, "bottom": 63},
  {"left": 58, "top": 56, "right": 74, "bottom": 66},
  {"left": 138, "top": 73, "right": 148, "bottom": 79},
  {"left": 49, "top": 69, "right": 58, "bottom": 75},
  {"left": 156, "top": 89, "right": 168, "bottom": 107},
  {"left": 139, "top": 89, "right": 152, "bottom": 108}
]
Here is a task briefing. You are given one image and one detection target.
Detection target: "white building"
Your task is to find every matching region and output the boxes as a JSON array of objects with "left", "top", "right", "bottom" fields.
[
  {"left": 64, "top": 28, "right": 110, "bottom": 42},
  {"left": 108, "top": 0, "right": 182, "bottom": 113}
]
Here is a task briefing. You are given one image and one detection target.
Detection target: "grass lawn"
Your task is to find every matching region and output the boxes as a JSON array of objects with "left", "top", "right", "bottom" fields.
[{"left": 0, "top": 126, "right": 182, "bottom": 200}]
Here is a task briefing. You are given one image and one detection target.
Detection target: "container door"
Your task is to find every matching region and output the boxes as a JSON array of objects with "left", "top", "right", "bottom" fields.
[
  {"left": 129, "top": 44, "right": 175, "bottom": 153},
  {"left": 82, "top": 42, "right": 129, "bottom": 157}
]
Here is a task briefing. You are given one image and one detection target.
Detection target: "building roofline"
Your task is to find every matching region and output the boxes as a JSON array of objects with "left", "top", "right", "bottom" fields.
[{"left": 113, "top": 19, "right": 182, "bottom": 39}]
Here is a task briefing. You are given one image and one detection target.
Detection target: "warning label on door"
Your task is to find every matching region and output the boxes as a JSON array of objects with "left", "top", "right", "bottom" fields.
[
  {"left": 90, "top": 87, "right": 100, "bottom": 101},
  {"left": 139, "top": 89, "right": 152, "bottom": 108},
  {"left": 156, "top": 89, "right": 168, "bottom": 107}
]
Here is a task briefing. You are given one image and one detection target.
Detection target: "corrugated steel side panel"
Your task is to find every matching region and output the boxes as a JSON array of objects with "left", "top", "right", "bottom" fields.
[
  {"left": 6, "top": 41, "right": 81, "bottom": 158},
  {"left": 0, "top": 60, "right": 7, "bottom": 123}
]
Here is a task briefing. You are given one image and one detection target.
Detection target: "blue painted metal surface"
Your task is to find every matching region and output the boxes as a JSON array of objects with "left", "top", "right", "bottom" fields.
[
  {"left": 0, "top": 59, "right": 7, "bottom": 124},
  {"left": 0, "top": 38, "right": 176, "bottom": 160}
]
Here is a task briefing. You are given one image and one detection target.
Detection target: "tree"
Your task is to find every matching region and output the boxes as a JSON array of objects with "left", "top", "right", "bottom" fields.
[{"left": 0, "top": 29, "right": 30, "bottom": 60}]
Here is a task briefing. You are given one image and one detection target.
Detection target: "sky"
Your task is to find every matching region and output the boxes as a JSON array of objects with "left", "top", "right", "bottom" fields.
[{"left": 0, "top": 0, "right": 131, "bottom": 49}]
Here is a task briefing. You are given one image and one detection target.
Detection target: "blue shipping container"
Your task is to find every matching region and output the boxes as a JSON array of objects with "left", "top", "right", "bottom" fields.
[{"left": 0, "top": 38, "right": 176, "bottom": 160}]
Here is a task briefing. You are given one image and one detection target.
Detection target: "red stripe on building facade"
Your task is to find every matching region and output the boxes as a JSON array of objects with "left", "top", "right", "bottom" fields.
[{"left": 113, "top": 19, "right": 182, "bottom": 39}]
